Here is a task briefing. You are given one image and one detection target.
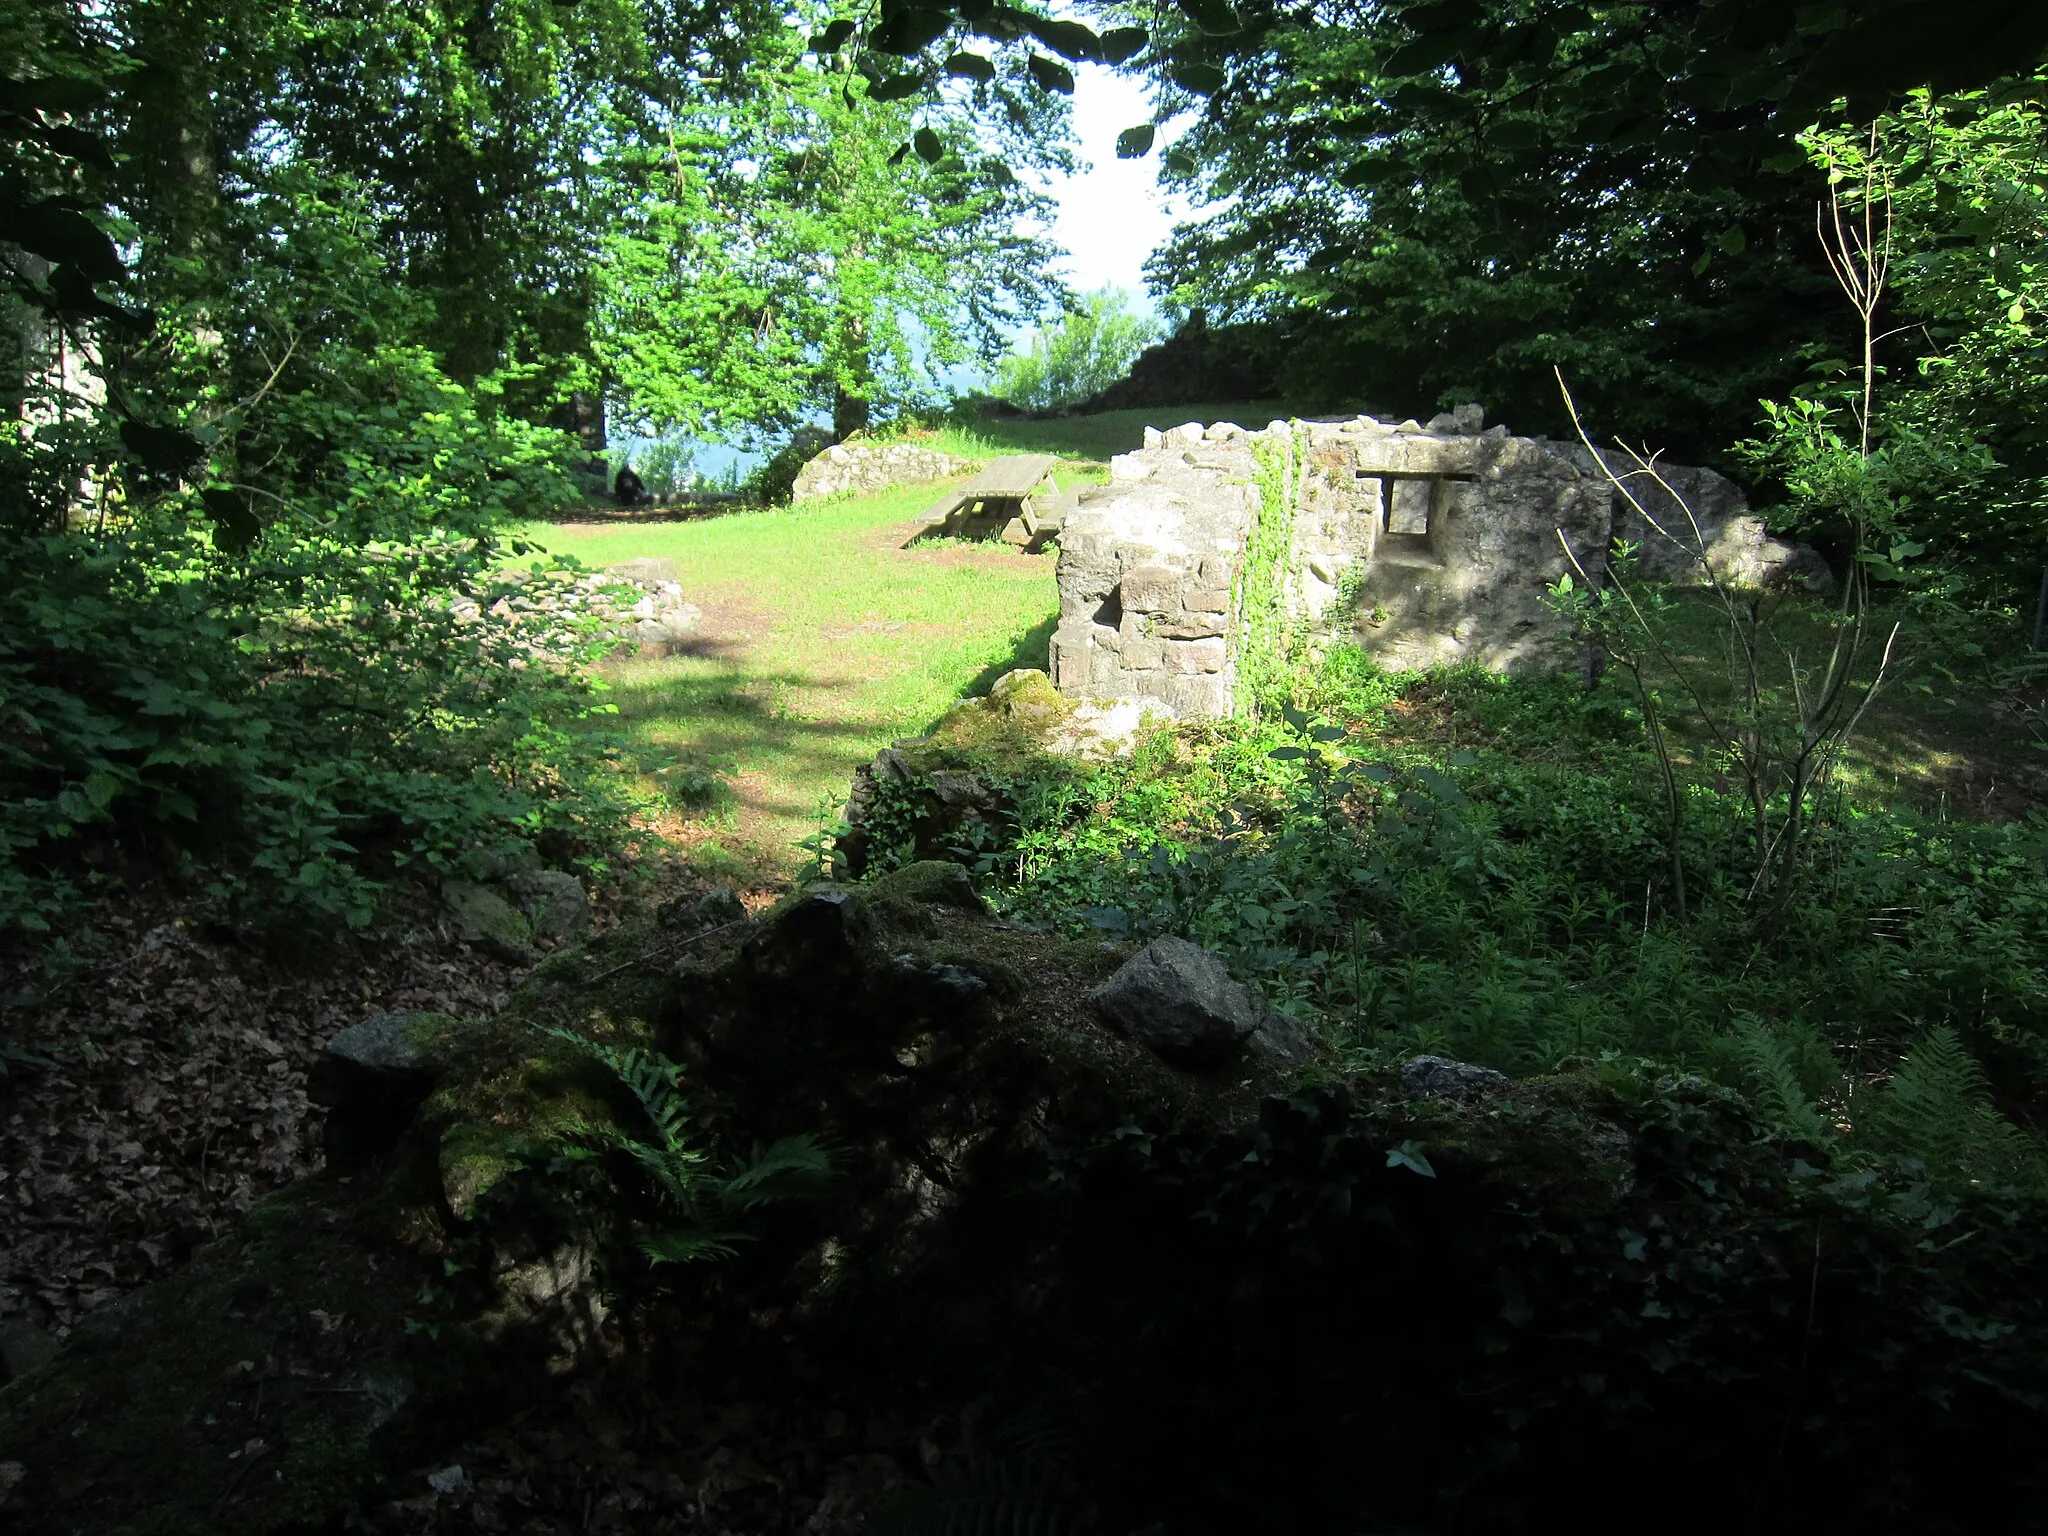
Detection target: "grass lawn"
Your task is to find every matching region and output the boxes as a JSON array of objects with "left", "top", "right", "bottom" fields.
[
  {"left": 518, "top": 476, "right": 1057, "bottom": 886},
  {"left": 929, "top": 401, "right": 1294, "bottom": 464}
]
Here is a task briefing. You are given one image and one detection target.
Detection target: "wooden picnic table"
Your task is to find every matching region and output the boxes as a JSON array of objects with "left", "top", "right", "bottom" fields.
[{"left": 917, "top": 453, "right": 1066, "bottom": 548}]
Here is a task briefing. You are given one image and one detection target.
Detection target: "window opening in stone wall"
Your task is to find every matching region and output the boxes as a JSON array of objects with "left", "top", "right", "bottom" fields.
[{"left": 1387, "top": 478, "right": 1434, "bottom": 535}]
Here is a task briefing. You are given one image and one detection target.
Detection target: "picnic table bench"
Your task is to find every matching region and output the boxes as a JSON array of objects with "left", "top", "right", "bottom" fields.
[{"left": 915, "top": 453, "right": 1070, "bottom": 549}]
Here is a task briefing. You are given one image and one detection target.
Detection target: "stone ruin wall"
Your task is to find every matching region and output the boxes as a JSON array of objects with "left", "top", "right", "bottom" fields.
[{"left": 1048, "top": 409, "right": 1827, "bottom": 716}]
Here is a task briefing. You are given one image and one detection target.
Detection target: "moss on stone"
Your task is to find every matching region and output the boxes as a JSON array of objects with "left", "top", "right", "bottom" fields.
[{"left": 440, "top": 1120, "right": 549, "bottom": 1219}]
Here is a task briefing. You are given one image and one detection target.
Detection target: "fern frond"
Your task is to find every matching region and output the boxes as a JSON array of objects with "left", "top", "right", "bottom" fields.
[
  {"left": 1731, "top": 1018, "right": 1833, "bottom": 1145},
  {"left": 1860, "top": 1027, "right": 2047, "bottom": 1189},
  {"left": 721, "top": 1135, "right": 839, "bottom": 1211},
  {"left": 637, "top": 1225, "right": 744, "bottom": 1266}
]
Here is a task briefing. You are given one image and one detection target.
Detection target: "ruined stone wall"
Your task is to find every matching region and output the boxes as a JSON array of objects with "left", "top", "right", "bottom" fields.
[
  {"left": 1048, "top": 422, "right": 1264, "bottom": 716},
  {"left": 791, "top": 441, "right": 970, "bottom": 501},
  {"left": 1049, "top": 409, "right": 1826, "bottom": 715}
]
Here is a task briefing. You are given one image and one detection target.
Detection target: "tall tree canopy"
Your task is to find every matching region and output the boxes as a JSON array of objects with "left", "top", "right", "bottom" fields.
[
  {"left": 593, "top": 19, "right": 1072, "bottom": 444},
  {"left": 1140, "top": 0, "right": 2048, "bottom": 454}
]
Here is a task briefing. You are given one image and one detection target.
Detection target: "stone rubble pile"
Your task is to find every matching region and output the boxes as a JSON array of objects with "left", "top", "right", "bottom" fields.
[
  {"left": 442, "top": 556, "right": 702, "bottom": 659},
  {"left": 791, "top": 440, "right": 973, "bottom": 501}
]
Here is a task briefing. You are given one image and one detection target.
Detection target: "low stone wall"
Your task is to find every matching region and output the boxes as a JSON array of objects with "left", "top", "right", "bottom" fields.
[
  {"left": 791, "top": 441, "right": 971, "bottom": 501},
  {"left": 1049, "top": 410, "right": 1827, "bottom": 716}
]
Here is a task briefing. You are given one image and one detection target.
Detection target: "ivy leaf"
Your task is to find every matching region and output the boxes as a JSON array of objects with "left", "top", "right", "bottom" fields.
[
  {"left": 870, "top": 6, "right": 951, "bottom": 54},
  {"left": 1386, "top": 1140, "right": 1437, "bottom": 1178},
  {"left": 1176, "top": 0, "right": 1241, "bottom": 35},
  {"left": 1098, "top": 26, "right": 1148, "bottom": 64},
  {"left": 1025, "top": 53, "right": 1074, "bottom": 94},
  {"left": 913, "top": 126, "right": 945, "bottom": 163},
  {"left": 1020, "top": 15, "right": 1101, "bottom": 62},
  {"left": 868, "top": 73, "right": 927, "bottom": 101},
  {"left": 1115, "top": 123, "right": 1155, "bottom": 159},
  {"left": 944, "top": 50, "right": 995, "bottom": 82},
  {"left": 808, "top": 18, "right": 857, "bottom": 53},
  {"left": 1168, "top": 59, "right": 1226, "bottom": 95}
]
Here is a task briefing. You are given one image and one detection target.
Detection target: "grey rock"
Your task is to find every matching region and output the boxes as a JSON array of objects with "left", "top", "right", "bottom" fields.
[
  {"left": 309, "top": 1011, "right": 449, "bottom": 1166},
  {"left": 505, "top": 869, "right": 590, "bottom": 947},
  {"left": 607, "top": 556, "right": 680, "bottom": 586},
  {"left": 1090, "top": 935, "right": 1275, "bottom": 1069},
  {"left": 887, "top": 952, "right": 990, "bottom": 1007},
  {"left": 791, "top": 442, "right": 971, "bottom": 501},
  {"left": 474, "top": 841, "right": 543, "bottom": 881},
  {"left": 1400, "top": 1054, "right": 1511, "bottom": 1101},
  {"left": 1247, "top": 1005, "right": 1315, "bottom": 1065},
  {"left": 443, "top": 880, "right": 537, "bottom": 963},
  {"left": 659, "top": 884, "right": 747, "bottom": 933}
]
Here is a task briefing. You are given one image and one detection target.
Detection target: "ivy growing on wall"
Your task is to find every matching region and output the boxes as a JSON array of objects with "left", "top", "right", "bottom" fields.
[{"left": 1235, "top": 426, "right": 1307, "bottom": 717}]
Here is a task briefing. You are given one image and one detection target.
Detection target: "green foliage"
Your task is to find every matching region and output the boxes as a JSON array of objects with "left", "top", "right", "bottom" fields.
[
  {"left": 0, "top": 38, "right": 648, "bottom": 948},
  {"left": 530, "top": 1023, "right": 837, "bottom": 1267},
  {"left": 1233, "top": 426, "right": 1305, "bottom": 714},
  {"left": 991, "top": 288, "right": 1162, "bottom": 411},
  {"left": 592, "top": 21, "right": 1073, "bottom": 443},
  {"left": 869, "top": 646, "right": 2048, "bottom": 1185},
  {"left": 1858, "top": 1026, "right": 2048, "bottom": 1192}
]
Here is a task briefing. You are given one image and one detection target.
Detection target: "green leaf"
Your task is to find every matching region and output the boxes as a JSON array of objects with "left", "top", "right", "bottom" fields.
[
  {"left": 809, "top": 18, "right": 857, "bottom": 52},
  {"left": 870, "top": 6, "right": 952, "bottom": 54},
  {"left": 1025, "top": 54, "right": 1075, "bottom": 94},
  {"left": 1719, "top": 225, "right": 1747, "bottom": 255},
  {"left": 1176, "top": 0, "right": 1241, "bottom": 35},
  {"left": 868, "top": 72, "right": 927, "bottom": 101},
  {"left": 944, "top": 50, "right": 995, "bottom": 81},
  {"left": 1115, "top": 123, "right": 1156, "bottom": 159},
  {"left": 1098, "top": 27, "right": 1148, "bottom": 64},
  {"left": 1267, "top": 745, "right": 1309, "bottom": 760},
  {"left": 1691, "top": 250, "right": 1714, "bottom": 277},
  {"left": 1168, "top": 59, "right": 1226, "bottom": 94},
  {"left": 1386, "top": 1140, "right": 1437, "bottom": 1177},
  {"left": 1021, "top": 15, "right": 1101, "bottom": 62},
  {"left": 913, "top": 126, "right": 945, "bottom": 163}
]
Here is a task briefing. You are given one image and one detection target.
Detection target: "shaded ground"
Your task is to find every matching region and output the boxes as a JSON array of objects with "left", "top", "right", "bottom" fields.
[{"left": 0, "top": 899, "right": 527, "bottom": 1342}]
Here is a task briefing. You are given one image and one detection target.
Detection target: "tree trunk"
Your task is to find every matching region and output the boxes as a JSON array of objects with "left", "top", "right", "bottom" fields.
[{"left": 833, "top": 385, "right": 869, "bottom": 442}]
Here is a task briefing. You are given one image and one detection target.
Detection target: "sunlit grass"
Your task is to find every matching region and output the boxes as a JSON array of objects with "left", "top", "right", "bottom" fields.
[{"left": 513, "top": 478, "right": 1057, "bottom": 884}]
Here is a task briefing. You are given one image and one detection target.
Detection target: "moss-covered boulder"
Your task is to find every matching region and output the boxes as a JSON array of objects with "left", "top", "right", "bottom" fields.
[{"left": 10, "top": 863, "right": 2047, "bottom": 1534}]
